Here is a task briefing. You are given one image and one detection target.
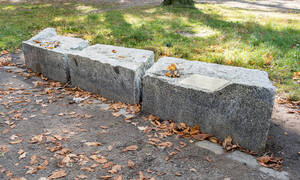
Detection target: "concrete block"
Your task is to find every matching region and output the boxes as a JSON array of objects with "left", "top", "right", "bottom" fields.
[
  {"left": 67, "top": 44, "right": 154, "bottom": 104},
  {"left": 226, "top": 151, "right": 258, "bottom": 168},
  {"left": 22, "top": 28, "right": 89, "bottom": 83},
  {"left": 142, "top": 57, "right": 276, "bottom": 153},
  {"left": 195, "top": 141, "right": 225, "bottom": 155}
]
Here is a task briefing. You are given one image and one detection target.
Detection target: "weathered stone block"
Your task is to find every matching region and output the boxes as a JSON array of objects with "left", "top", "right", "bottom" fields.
[
  {"left": 22, "top": 28, "right": 89, "bottom": 83},
  {"left": 142, "top": 57, "right": 276, "bottom": 153},
  {"left": 67, "top": 44, "right": 154, "bottom": 104}
]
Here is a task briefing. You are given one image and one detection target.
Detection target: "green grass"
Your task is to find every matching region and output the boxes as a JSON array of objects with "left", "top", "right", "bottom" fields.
[{"left": 0, "top": 1, "right": 299, "bottom": 100}]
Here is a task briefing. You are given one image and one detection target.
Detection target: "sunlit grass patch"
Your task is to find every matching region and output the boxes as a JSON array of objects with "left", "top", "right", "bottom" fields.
[{"left": 0, "top": 1, "right": 299, "bottom": 100}]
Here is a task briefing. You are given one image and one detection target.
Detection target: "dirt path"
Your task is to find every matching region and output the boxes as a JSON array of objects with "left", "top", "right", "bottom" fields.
[
  {"left": 2, "top": 0, "right": 300, "bottom": 12},
  {"left": 0, "top": 53, "right": 299, "bottom": 180},
  {"left": 196, "top": 0, "right": 300, "bottom": 12}
]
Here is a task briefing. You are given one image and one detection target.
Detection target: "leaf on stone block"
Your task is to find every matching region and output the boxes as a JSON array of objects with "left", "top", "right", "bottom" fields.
[
  {"left": 192, "top": 134, "right": 213, "bottom": 141},
  {"left": 33, "top": 40, "right": 41, "bottom": 44},
  {"left": 165, "top": 72, "right": 171, "bottom": 77},
  {"left": 168, "top": 63, "right": 177, "bottom": 71},
  {"left": 122, "top": 145, "right": 138, "bottom": 152},
  {"left": 48, "top": 169, "right": 67, "bottom": 179}
]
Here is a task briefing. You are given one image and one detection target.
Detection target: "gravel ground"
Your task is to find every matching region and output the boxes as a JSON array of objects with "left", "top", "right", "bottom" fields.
[{"left": 0, "top": 53, "right": 299, "bottom": 180}]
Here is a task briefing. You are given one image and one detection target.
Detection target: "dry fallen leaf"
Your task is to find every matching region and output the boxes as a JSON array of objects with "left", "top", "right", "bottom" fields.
[
  {"left": 222, "top": 136, "right": 237, "bottom": 151},
  {"left": 165, "top": 63, "right": 180, "bottom": 78},
  {"left": 192, "top": 133, "right": 213, "bottom": 141},
  {"left": 90, "top": 155, "right": 107, "bottom": 164},
  {"left": 158, "top": 142, "right": 173, "bottom": 148},
  {"left": 90, "top": 163, "right": 99, "bottom": 168},
  {"left": 99, "top": 126, "right": 109, "bottom": 129},
  {"left": 0, "top": 145, "right": 9, "bottom": 153},
  {"left": 84, "top": 142, "right": 102, "bottom": 147},
  {"left": 30, "top": 154, "right": 39, "bottom": 165},
  {"left": 100, "top": 175, "right": 112, "bottom": 179},
  {"left": 77, "top": 174, "right": 88, "bottom": 179},
  {"left": 9, "top": 138, "right": 22, "bottom": 144},
  {"left": 168, "top": 63, "right": 177, "bottom": 71},
  {"left": 18, "top": 149, "right": 24, "bottom": 154},
  {"left": 108, "top": 164, "right": 122, "bottom": 174},
  {"left": 112, "top": 112, "right": 121, "bottom": 117},
  {"left": 80, "top": 167, "right": 94, "bottom": 172},
  {"left": 37, "top": 160, "right": 49, "bottom": 170},
  {"left": 257, "top": 155, "right": 283, "bottom": 170},
  {"left": 175, "top": 172, "right": 182, "bottom": 176},
  {"left": 102, "top": 162, "right": 113, "bottom": 169},
  {"left": 190, "top": 168, "right": 197, "bottom": 173},
  {"left": 29, "top": 134, "right": 43, "bottom": 143},
  {"left": 18, "top": 152, "right": 27, "bottom": 160},
  {"left": 26, "top": 167, "right": 38, "bottom": 174},
  {"left": 114, "top": 175, "right": 122, "bottom": 180},
  {"left": 48, "top": 169, "right": 67, "bottom": 179},
  {"left": 108, "top": 145, "right": 113, "bottom": 151},
  {"left": 206, "top": 156, "right": 212, "bottom": 162},
  {"left": 122, "top": 145, "right": 138, "bottom": 152},
  {"left": 128, "top": 160, "right": 135, "bottom": 168},
  {"left": 208, "top": 137, "right": 219, "bottom": 144}
]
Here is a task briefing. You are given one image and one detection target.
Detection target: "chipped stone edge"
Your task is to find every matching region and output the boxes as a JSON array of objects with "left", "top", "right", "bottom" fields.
[{"left": 195, "top": 141, "right": 289, "bottom": 180}]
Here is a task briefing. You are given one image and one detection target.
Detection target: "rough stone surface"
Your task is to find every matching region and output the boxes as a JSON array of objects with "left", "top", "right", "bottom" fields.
[
  {"left": 67, "top": 44, "right": 154, "bottom": 104},
  {"left": 142, "top": 57, "right": 276, "bottom": 153},
  {"left": 22, "top": 28, "right": 89, "bottom": 83},
  {"left": 259, "top": 167, "right": 289, "bottom": 180}
]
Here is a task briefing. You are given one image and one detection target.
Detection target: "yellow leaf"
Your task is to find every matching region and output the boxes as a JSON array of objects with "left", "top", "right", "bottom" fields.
[{"left": 168, "top": 63, "right": 177, "bottom": 71}]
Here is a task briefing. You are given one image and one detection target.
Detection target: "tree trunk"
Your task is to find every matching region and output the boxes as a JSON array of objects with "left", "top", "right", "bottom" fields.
[{"left": 162, "top": 0, "right": 194, "bottom": 6}]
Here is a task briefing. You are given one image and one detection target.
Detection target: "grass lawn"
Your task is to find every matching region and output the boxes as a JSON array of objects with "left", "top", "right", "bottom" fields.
[{"left": 0, "top": 1, "right": 299, "bottom": 100}]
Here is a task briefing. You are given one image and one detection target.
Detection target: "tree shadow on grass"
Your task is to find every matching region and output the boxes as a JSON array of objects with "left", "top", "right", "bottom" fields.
[{"left": 95, "top": 5, "right": 299, "bottom": 99}]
